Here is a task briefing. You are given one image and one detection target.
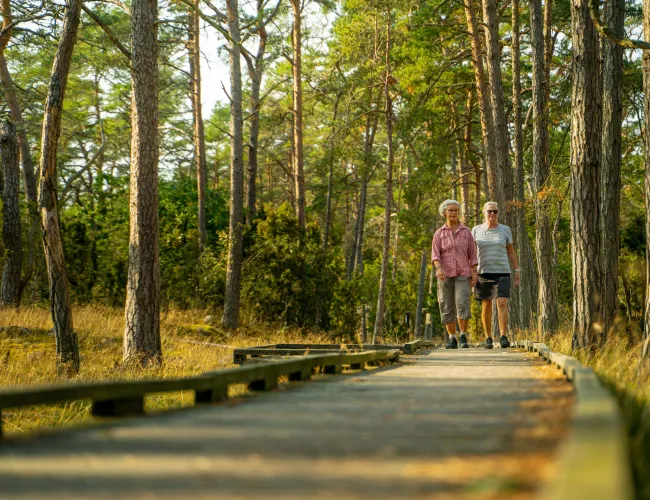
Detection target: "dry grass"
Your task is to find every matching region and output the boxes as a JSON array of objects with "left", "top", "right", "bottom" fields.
[
  {"left": 0, "top": 304, "right": 331, "bottom": 436},
  {"left": 545, "top": 329, "right": 650, "bottom": 500}
]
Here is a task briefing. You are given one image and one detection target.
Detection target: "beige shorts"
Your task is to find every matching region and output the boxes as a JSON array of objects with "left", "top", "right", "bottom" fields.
[{"left": 437, "top": 275, "right": 471, "bottom": 325}]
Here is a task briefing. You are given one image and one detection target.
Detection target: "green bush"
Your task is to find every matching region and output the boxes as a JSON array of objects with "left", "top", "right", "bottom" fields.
[{"left": 243, "top": 203, "right": 341, "bottom": 328}]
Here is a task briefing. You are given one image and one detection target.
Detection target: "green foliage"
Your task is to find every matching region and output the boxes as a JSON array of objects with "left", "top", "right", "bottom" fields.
[{"left": 243, "top": 203, "right": 341, "bottom": 328}]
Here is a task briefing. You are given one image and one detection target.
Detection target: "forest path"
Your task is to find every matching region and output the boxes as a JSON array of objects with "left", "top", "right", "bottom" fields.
[{"left": 0, "top": 348, "right": 574, "bottom": 499}]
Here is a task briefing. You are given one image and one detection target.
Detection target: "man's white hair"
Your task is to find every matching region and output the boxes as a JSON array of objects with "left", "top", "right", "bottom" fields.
[{"left": 439, "top": 199, "right": 460, "bottom": 218}]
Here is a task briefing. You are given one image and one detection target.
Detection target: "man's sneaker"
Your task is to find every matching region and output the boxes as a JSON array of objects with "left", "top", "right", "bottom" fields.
[
  {"left": 446, "top": 337, "right": 458, "bottom": 349},
  {"left": 459, "top": 334, "right": 469, "bottom": 348},
  {"left": 484, "top": 337, "right": 494, "bottom": 349},
  {"left": 499, "top": 335, "right": 511, "bottom": 348}
]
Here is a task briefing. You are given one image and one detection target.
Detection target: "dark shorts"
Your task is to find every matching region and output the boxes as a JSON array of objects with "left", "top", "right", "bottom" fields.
[{"left": 473, "top": 273, "right": 511, "bottom": 301}]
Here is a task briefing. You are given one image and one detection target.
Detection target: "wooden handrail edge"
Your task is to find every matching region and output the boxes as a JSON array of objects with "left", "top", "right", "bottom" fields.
[
  {"left": 513, "top": 340, "right": 634, "bottom": 499},
  {"left": 0, "top": 349, "right": 401, "bottom": 438}
]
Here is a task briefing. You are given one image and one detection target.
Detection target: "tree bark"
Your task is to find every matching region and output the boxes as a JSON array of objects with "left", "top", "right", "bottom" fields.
[
  {"left": 188, "top": 1, "right": 208, "bottom": 251},
  {"left": 123, "top": 0, "right": 161, "bottom": 366},
  {"left": 570, "top": 0, "right": 602, "bottom": 349},
  {"left": 373, "top": 8, "right": 394, "bottom": 344},
  {"left": 463, "top": 0, "right": 498, "bottom": 199},
  {"left": 37, "top": 0, "right": 82, "bottom": 374},
  {"left": 530, "top": 0, "right": 558, "bottom": 336},
  {"left": 289, "top": 0, "right": 306, "bottom": 229},
  {"left": 1, "top": 120, "right": 21, "bottom": 307},
  {"left": 222, "top": 0, "right": 245, "bottom": 330},
  {"left": 481, "top": 0, "right": 511, "bottom": 210},
  {"left": 352, "top": 101, "right": 378, "bottom": 275},
  {"left": 460, "top": 90, "right": 473, "bottom": 221},
  {"left": 512, "top": 0, "right": 536, "bottom": 330},
  {"left": 243, "top": 0, "right": 271, "bottom": 226},
  {"left": 0, "top": 0, "right": 38, "bottom": 298},
  {"left": 642, "top": 0, "right": 650, "bottom": 359},
  {"left": 323, "top": 95, "right": 340, "bottom": 250},
  {"left": 600, "top": 0, "right": 624, "bottom": 337},
  {"left": 414, "top": 249, "right": 428, "bottom": 338}
]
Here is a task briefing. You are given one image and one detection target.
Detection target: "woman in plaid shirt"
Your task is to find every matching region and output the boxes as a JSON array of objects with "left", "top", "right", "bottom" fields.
[{"left": 431, "top": 200, "right": 479, "bottom": 349}]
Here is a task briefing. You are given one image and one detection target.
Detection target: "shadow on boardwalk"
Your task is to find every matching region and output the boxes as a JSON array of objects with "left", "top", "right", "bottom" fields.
[{"left": 0, "top": 349, "right": 573, "bottom": 499}]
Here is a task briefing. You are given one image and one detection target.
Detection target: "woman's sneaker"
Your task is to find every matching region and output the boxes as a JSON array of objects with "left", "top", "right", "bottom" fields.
[
  {"left": 484, "top": 337, "right": 494, "bottom": 349},
  {"left": 499, "top": 335, "right": 511, "bottom": 348},
  {"left": 459, "top": 334, "right": 469, "bottom": 348},
  {"left": 446, "top": 337, "right": 458, "bottom": 349}
]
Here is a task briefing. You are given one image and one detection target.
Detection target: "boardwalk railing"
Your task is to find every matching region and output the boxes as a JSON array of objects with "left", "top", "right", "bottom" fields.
[
  {"left": 233, "top": 339, "right": 431, "bottom": 364},
  {"left": 514, "top": 340, "right": 633, "bottom": 500},
  {"left": 0, "top": 349, "right": 400, "bottom": 438}
]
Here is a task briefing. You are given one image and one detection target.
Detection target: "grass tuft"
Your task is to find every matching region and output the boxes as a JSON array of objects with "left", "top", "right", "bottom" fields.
[
  {"left": 0, "top": 305, "right": 330, "bottom": 436},
  {"left": 546, "top": 329, "right": 650, "bottom": 500}
]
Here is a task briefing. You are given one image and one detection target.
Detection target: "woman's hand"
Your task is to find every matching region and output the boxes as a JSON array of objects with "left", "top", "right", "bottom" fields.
[
  {"left": 514, "top": 270, "right": 521, "bottom": 287},
  {"left": 436, "top": 266, "right": 445, "bottom": 281},
  {"left": 470, "top": 269, "right": 478, "bottom": 287}
]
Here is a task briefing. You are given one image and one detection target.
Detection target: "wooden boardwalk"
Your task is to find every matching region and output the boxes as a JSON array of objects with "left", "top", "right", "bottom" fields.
[{"left": 0, "top": 348, "right": 574, "bottom": 499}]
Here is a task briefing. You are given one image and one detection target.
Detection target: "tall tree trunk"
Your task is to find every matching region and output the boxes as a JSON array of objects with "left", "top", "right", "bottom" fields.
[
  {"left": 482, "top": 0, "right": 512, "bottom": 212},
  {"left": 1, "top": 120, "right": 21, "bottom": 307},
  {"left": 352, "top": 101, "right": 378, "bottom": 275},
  {"left": 642, "top": 0, "right": 650, "bottom": 359},
  {"left": 512, "top": 0, "right": 533, "bottom": 329},
  {"left": 0, "top": 0, "right": 38, "bottom": 298},
  {"left": 460, "top": 90, "right": 473, "bottom": 221},
  {"left": 373, "top": 8, "right": 394, "bottom": 344},
  {"left": 530, "top": 0, "right": 558, "bottom": 336},
  {"left": 188, "top": 1, "right": 207, "bottom": 251},
  {"left": 243, "top": 0, "right": 271, "bottom": 226},
  {"left": 600, "top": 0, "right": 624, "bottom": 337},
  {"left": 290, "top": 0, "right": 305, "bottom": 228},
  {"left": 124, "top": 0, "right": 161, "bottom": 365},
  {"left": 222, "top": 0, "right": 245, "bottom": 329},
  {"left": 323, "top": 95, "right": 340, "bottom": 250},
  {"left": 37, "top": 0, "right": 82, "bottom": 374},
  {"left": 463, "top": 0, "right": 498, "bottom": 198},
  {"left": 570, "top": 0, "right": 602, "bottom": 349},
  {"left": 414, "top": 249, "right": 428, "bottom": 339}
]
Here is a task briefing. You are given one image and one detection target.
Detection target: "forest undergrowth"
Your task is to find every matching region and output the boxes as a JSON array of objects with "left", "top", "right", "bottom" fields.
[{"left": 0, "top": 305, "right": 331, "bottom": 436}]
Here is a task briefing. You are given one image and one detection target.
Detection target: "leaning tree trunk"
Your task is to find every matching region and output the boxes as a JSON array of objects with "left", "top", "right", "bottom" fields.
[
  {"left": 289, "top": 0, "right": 306, "bottom": 229},
  {"left": 37, "top": 0, "right": 82, "bottom": 374},
  {"left": 570, "top": 0, "right": 602, "bottom": 349},
  {"left": 188, "top": 1, "right": 207, "bottom": 251},
  {"left": 414, "top": 249, "right": 428, "bottom": 339},
  {"left": 222, "top": 0, "right": 245, "bottom": 330},
  {"left": 643, "top": 0, "right": 650, "bottom": 359},
  {"left": 463, "top": 0, "right": 498, "bottom": 198},
  {"left": 0, "top": 0, "right": 38, "bottom": 299},
  {"left": 530, "top": 0, "right": 558, "bottom": 336},
  {"left": 600, "top": 0, "right": 624, "bottom": 338},
  {"left": 1, "top": 120, "right": 21, "bottom": 307},
  {"left": 123, "top": 0, "right": 161, "bottom": 366},
  {"left": 373, "top": 8, "right": 394, "bottom": 344}
]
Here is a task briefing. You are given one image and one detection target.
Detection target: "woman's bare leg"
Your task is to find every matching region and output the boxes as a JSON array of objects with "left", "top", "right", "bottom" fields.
[
  {"left": 497, "top": 298, "right": 509, "bottom": 337},
  {"left": 481, "top": 299, "right": 492, "bottom": 339}
]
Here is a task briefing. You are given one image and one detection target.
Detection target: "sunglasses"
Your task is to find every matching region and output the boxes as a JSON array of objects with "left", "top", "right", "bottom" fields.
[{"left": 487, "top": 209, "right": 499, "bottom": 214}]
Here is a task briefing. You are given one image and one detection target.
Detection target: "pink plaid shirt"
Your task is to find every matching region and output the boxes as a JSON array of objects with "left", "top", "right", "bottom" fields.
[{"left": 431, "top": 223, "right": 478, "bottom": 278}]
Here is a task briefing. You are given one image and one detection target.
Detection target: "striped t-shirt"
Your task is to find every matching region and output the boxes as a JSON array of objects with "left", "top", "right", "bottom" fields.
[{"left": 471, "top": 223, "right": 513, "bottom": 274}]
